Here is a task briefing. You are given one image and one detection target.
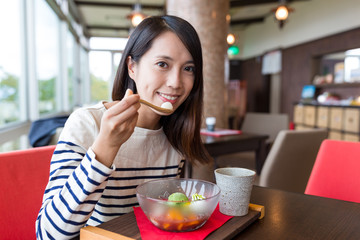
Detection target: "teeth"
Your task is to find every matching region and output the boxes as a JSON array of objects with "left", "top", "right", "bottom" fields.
[{"left": 159, "top": 93, "right": 178, "bottom": 101}]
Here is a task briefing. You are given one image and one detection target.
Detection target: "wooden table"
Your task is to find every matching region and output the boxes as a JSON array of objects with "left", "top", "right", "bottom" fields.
[
  {"left": 76, "top": 186, "right": 360, "bottom": 239},
  {"left": 240, "top": 186, "right": 360, "bottom": 239},
  {"left": 201, "top": 133, "right": 268, "bottom": 174}
]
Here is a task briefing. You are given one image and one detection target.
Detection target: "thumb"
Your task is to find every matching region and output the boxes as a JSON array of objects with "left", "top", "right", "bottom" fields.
[{"left": 125, "top": 89, "right": 133, "bottom": 97}]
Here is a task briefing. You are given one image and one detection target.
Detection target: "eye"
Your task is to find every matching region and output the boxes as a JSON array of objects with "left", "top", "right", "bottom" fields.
[
  {"left": 184, "top": 66, "right": 195, "bottom": 73},
  {"left": 156, "top": 61, "right": 168, "bottom": 68}
]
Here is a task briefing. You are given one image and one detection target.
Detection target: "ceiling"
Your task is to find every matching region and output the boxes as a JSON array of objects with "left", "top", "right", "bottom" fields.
[{"left": 70, "top": 0, "right": 310, "bottom": 39}]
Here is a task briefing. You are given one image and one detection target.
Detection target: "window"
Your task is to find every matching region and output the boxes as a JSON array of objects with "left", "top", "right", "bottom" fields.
[
  {"left": 89, "top": 51, "right": 111, "bottom": 102},
  {"left": 67, "top": 31, "right": 76, "bottom": 109},
  {"left": 0, "top": 0, "right": 23, "bottom": 127},
  {"left": 35, "top": 0, "right": 60, "bottom": 115},
  {"left": 0, "top": 0, "right": 90, "bottom": 152},
  {"left": 80, "top": 47, "right": 90, "bottom": 104},
  {"left": 0, "top": 135, "right": 28, "bottom": 152},
  {"left": 89, "top": 37, "right": 127, "bottom": 103},
  {"left": 344, "top": 48, "right": 360, "bottom": 82},
  {"left": 111, "top": 52, "right": 122, "bottom": 91},
  {"left": 113, "top": 52, "right": 122, "bottom": 73},
  {"left": 0, "top": 138, "right": 21, "bottom": 152},
  {"left": 90, "top": 37, "right": 128, "bottom": 51},
  {"left": 320, "top": 48, "right": 360, "bottom": 83}
]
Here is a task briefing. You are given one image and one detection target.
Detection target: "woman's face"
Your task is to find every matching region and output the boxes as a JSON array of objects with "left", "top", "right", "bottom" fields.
[{"left": 128, "top": 31, "right": 195, "bottom": 116}]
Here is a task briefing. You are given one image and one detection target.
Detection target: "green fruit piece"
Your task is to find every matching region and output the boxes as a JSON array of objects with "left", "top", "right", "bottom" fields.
[
  {"left": 191, "top": 193, "right": 205, "bottom": 201},
  {"left": 168, "top": 192, "right": 189, "bottom": 202}
]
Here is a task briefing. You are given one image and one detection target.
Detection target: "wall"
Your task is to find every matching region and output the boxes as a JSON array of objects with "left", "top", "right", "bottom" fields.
[
  {"left": 233, "top": 0, "right": 360, "bottom": 118},
  {"left": 240, "top": 57, "right": 270, "bottom": 113},
  {"left": 240, "top": 26, "right": 360, "bottom": 116},
  {"left": 281, "top": 27, "right": 360, "bottom": 118},
  {"left": 236, "top": 0, "right": 360, "bottom": 60}
]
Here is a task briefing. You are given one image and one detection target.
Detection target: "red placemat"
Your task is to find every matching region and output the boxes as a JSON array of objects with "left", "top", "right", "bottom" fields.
[
  {"left": 201, "top": 128, "right": 242, "bottom": 137},
  {"left": 133, "top": 205, "right": 233, "bottom": 240}
]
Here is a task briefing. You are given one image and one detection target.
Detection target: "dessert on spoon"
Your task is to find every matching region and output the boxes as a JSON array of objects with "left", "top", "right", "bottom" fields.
[{"left": 139, "top": 99, "right": 173, "bottom": 114}]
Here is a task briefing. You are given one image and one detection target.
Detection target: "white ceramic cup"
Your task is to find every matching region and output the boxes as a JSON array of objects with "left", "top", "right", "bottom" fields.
[
  {"left": 206, "top": 117, "right": 216, "bottom": 132},
  {"left": 214, "top": 167, "right": 256, "bottom": 216}
]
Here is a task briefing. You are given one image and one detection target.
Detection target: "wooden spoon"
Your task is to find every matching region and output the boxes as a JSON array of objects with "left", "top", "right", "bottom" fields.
[{"left": 139, "top": 99, "right": 174, "bottom": 114}]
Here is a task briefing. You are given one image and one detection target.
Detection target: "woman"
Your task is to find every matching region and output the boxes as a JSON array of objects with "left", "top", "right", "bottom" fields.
[{"left": 36, "top": 15, "right": 211, "bottom": 239}]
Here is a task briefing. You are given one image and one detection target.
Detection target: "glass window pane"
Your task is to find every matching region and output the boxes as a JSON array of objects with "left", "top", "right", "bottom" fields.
[
  {"left": 89, "top": 51, "right": 111, "bottom": 102},
  {"left": 35, "top": 0, "right": 60, "bottom": 115},
  {"left": 80, "top": 47, "right": 89, "bottom": 104},
  {"left": 67, "top": 31, "right": 75, "bottom": 108},
  {"left": 113, "top": 52, "right": 122, "bottom": 72},
  {"left": 0, "top": 135, "right": 28, "bottom": 152},
  {"left": 0, "top": 138, "right": 21, "bottom": 152},
  {"left": 90, "top": 37, "right": 128, "bottom": 51},
  {"left": 344, "top": 57, "right": 360, "bottom": 82},
  {"left": 0, "top": 0, "right": 22, "bottom": 127},
  {"left": 344, "top": 49, "right": 360, "bottom": 82}
]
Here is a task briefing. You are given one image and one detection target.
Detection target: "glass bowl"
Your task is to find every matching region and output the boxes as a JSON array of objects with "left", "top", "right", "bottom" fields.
[{"left": 136, "top": 178, "right": 221, "bottom": 232}]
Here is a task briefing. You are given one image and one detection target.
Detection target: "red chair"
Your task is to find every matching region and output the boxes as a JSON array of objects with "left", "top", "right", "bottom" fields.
[
  {"left": 305, "top": 139, "right": 360, "bottom": 203},
  {"left": 0, "top": 145, "right": 55, "bottom": 240}
]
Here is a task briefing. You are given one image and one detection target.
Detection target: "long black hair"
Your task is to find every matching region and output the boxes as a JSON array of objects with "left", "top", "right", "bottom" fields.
[{"left": 112, "top": 15, "right": 211, "bottom": 165}]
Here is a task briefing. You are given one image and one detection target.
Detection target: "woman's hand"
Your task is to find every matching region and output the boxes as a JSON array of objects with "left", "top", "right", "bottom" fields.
[{"left": 92, "top": 89, "right": 140, "bottom": 167}]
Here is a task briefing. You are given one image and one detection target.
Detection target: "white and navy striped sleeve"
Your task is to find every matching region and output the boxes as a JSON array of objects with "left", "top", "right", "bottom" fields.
[{"left": 36, "top": 108, "right": 114, "bottom": 240}]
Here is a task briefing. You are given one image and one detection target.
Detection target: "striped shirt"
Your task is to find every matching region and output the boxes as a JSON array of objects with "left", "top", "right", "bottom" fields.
[{"left": 36, "top": 102, "right": 184, "bottom": 239}]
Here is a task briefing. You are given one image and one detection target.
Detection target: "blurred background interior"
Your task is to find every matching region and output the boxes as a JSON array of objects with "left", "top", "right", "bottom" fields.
[{"left": 1, "top": 0, "right": 360, "bottom": 166}]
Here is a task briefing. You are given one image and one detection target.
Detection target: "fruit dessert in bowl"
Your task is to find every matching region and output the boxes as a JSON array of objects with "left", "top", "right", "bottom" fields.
[{"left": 136, "top": 178, "right": 221, "bottom": 232}]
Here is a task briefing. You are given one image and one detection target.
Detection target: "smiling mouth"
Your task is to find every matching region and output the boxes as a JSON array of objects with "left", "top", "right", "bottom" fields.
[{"left": 158, "top": 92, "right": 179, "bottom": 102}]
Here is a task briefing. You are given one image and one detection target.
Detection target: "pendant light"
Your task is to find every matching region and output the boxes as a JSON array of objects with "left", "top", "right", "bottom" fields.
[
  {"left": 273, "top": 0, "right": 294, "bottom": 29},
  {"left": 227, "top": 33, "right": 235, "bottom": 45},
  {"left": 127, "top": 2, "right": 146, "bottom": 27}
]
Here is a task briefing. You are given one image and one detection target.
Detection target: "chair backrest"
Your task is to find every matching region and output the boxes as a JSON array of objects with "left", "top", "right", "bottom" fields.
[
  {"left": 0, "top": 145, "right": 55, "bottom": 240},
  {"left": 305, "top": 140, "right": 360, "bottom": 203},
  {"left": 241, "top": 112, "right": 289, "bottom": 143},
  {"left": 259, "top": 129, "right": 328, "bottom": 193}
]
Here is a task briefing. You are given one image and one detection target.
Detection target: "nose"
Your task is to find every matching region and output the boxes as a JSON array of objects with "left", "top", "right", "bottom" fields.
[{"left": 166, "top": 69, "right": 182, "bottom": 89}]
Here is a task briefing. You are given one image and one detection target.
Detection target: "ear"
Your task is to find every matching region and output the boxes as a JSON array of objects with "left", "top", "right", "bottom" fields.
[{"left": 126, "top": 56, "right": 136, "bottom": 80}]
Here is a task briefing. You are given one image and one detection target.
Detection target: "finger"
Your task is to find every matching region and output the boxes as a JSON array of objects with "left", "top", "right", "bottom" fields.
[
  {"left": 112, "top": 103, "right": 139, "bottom": 123},
  {"left": 104, "top": 106, "right": 139, "bottom": 132},
  {"left": 107, "top": 94, "right": 140, "bottom": 116},
  {"left": 105, "top": 89, "right": 134, "bottom": 109},
  {"left": 125, "top": 89, "right": 133, "bottom": 97},
  {"left": 104, "top": 98, "right": 140, "bottom": 125},
  {"left": 105, "top": 100, "right": 119, "bottom": 109}
]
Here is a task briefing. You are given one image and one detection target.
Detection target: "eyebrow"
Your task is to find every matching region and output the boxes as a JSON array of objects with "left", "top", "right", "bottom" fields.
[{"left": 155, "top": 55, "right": 194, "bottom": 64}]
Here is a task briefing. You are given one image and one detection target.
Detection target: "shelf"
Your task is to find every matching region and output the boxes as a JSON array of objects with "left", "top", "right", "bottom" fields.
[
  {"left": 294, "top": 101, "right": 360, "bottom": 108},
  {"left": 314, "top": 83, "right": 360, "bottom": 88}
]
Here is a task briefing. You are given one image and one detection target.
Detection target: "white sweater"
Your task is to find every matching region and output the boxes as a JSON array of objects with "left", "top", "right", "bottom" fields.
[{"left": 36, "top": 102, "right": 184, "bottom": 240}]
